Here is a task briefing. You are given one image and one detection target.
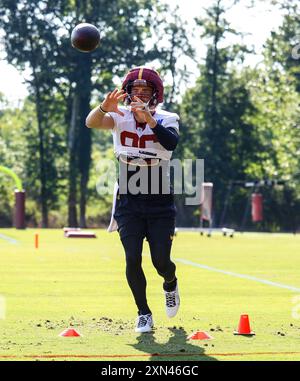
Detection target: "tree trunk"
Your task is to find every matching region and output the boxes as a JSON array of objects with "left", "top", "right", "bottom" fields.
[
  {"left": 78, "top": 110, "right": 91, "bottom": 228},
  {"left": 37, "top": 109, "right": 49, "bottom": 229},
  {"left": 68, "top": 93, "right": 80, "bottom": 227},
  {"left": 78, "top": 57, "right": 92, "bottom": 228},
  {"left": 68, "top": 54, "right": 92, "bottom": 228},
  {"left": 30, "top": 40, "right": 48, "bottom": 228},
  {"left": 211, "top": 1, "right": 221, "bottom": 132}
]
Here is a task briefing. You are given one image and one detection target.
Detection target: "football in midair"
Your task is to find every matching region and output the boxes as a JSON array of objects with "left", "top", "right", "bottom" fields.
[{"left": 71, "top": 23, "right": 100, "bottom": 53}]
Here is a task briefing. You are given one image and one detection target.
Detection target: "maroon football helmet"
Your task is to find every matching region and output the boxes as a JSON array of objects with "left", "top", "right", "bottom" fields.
[{"left": 121, "top": 67, "right": 164, "bottom": 107}]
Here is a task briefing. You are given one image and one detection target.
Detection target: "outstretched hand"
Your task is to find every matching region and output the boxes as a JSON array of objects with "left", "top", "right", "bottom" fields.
[{"left": 101, "top": 89, "right": 127, "bottom": 116}]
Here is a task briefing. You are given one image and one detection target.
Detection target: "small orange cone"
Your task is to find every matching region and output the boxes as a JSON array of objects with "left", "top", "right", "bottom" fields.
[
  {"left": 234, "top": 314, "right": 255, "bottom": 336},
  {"left": 188, "top": 331, "right": 213, "bottom": 340},
  {"left": 59, "top": 328, "right": 82, "bottom": 337},
  {"left": 35, "top": 234, "right": 39, "bottom": 249}
]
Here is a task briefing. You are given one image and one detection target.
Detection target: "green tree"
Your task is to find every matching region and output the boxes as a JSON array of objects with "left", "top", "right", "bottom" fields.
[
  {"left": 0, "top": 97, "right": 42, "bottom": 226},
  {"left": 247, "top": 2, "right": 300, "bottom": 231},
  {"left": 152, "top": 5, "right": 195, "bottom": 110},
  {"left": 0, "top": 0, "right": 69, "bottom": 227},
  {"left": 59, "top": 0, "right": 160, "bottom": 227},
  {"left": 242, "top": 68, "right": 300, "bottom": 231},
  {"left": 0, "top": 0, "right": 167, "bottom": 227},
  {"left": 264, "top": 11, "right": 300, "bottom": 92},
  {"left": 179, "top": 0, "right": 256, "bottom": 227}
]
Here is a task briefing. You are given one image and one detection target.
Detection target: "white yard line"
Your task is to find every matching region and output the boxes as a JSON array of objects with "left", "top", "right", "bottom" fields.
[
  {"left": 174, "top": 258, "right": 300, "bottom": 293},
  {"left": 0, "top": 233, "right": 18, "bottom": 244}
]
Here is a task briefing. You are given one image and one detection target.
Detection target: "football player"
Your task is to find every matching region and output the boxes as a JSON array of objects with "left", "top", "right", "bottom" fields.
[{"left": 86, "top": 67, "right": 180, "bottom": 333}]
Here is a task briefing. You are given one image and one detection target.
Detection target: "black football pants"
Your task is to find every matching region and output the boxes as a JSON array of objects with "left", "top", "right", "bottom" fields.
[{"left": 114, "top": 194, "right": 177, "bottom": 315}]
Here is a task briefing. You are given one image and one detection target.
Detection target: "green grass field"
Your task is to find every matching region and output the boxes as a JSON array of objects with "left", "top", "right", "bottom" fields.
[{"left": 1, "top": 228, "right": 300, "bottom": 361}]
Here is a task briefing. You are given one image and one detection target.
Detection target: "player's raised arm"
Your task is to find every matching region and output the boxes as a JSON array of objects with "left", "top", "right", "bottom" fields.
[{"left": 85, "top": 89, "right": 127, "bottom": 130}]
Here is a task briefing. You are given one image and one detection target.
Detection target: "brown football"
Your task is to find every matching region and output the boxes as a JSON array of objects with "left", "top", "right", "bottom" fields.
[{"left": 71, "top": 23, "right": 100, "bottom": 53}]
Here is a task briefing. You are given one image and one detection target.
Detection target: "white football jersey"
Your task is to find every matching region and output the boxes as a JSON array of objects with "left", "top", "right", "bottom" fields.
[{"left": 108, "top": 106, "right": 180, "bottom": 160}]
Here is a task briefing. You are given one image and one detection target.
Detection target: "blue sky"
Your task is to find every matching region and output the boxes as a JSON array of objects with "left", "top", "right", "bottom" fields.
[{"left": 0, "top": 0, "right": 284, "bottom": 105}]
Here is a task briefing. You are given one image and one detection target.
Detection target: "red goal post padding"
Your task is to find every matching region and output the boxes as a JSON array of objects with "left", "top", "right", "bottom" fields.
[{"left": 251, "top": 193, "right": 263, "bottom": 222}]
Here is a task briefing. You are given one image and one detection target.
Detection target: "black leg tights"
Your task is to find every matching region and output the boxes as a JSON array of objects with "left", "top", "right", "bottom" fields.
[
  {"left": 147, "top": 216, "right": 177, "bottom": 291},
  {"left": 117, "top": 212, "right": 177, "bottom": 314},
  {"left": 120, "top": 234, "right": 152, "bottom": 315}
]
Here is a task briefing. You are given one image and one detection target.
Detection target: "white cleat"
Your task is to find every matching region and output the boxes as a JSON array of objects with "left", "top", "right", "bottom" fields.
[
  {"left": 164, "top": 285, "right": 180, "bottom": 318},
  {"left": 135, "top": 314, "right": 153, "bottom": 333}
]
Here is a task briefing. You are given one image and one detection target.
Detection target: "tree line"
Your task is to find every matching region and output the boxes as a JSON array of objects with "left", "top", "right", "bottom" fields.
[{"left": 0, "top": 0, "right": 299, "bottom": 231}]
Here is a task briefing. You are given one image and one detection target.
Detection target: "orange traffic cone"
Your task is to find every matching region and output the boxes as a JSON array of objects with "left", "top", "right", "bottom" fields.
[
  {"left": 59, "top": 328, "right": 82, "bottom": 337},
  {"left": 234, "top": 314, "right": 255, "bottom": 336},
  {"left": 35, "top": 234, "right": 39, "bottom": 249},
  {"left": 188, "top": 331, "right": 213, "bottom": 340}
]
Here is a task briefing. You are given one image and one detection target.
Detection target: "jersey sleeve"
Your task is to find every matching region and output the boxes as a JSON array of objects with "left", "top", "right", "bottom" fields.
[
  {"left": 161, "top": 113, "right": 180, "bottom": 134},
  {"left": 107, "top": 111, "right": 119, "bottom": 132}
]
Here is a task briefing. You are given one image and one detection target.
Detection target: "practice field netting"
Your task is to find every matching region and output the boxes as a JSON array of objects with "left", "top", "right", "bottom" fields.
[{"left": 1, "top": 229, "right": 300, "bottom": 361}]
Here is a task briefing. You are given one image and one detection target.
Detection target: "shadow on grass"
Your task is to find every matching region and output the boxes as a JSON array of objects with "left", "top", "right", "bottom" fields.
[{"left": 129, "top": 327, "right": 218, "bottom": 361}]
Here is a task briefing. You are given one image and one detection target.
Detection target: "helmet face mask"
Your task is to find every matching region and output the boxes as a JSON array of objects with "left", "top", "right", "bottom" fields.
[
  {"left": 125, "top": 80, "right": 157, "bottom": 109},
  {"left": 122, "top": 67, "right": 163, "bottom": 110}
]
